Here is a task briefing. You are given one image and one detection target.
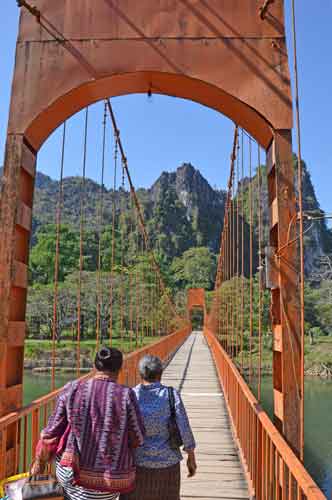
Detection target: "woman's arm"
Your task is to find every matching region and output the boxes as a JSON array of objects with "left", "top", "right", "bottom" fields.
[
  {"left": 32, "top": 382, "right": 72, "bottom": 472},
  {"left": 173, "top": 389, "right": 196, "bottom": 452},
  {"left": 173, "top": 389, "right": 197, "bottom": 477},
  {"left": 127, "top": 388, "right": 145, "bottom": 448}
]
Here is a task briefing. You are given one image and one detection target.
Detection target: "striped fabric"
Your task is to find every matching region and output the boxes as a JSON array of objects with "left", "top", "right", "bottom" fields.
[{"left": 56, "top": 459, "right": 119, "bottom": 500}]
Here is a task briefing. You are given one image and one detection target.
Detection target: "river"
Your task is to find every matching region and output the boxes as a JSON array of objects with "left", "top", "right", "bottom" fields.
[
  {"left": 260, "top": 378, "right": 332, "bottom": 499},
  {"left": 23, "top": 372, "right": 332, "bottom": 498}
]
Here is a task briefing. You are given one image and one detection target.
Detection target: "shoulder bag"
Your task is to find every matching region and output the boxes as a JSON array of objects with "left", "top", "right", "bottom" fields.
[
  {"left": 22, "top": 469, "right": 64, "bottom": 500},
  {"left": 167, "top": 387, "right": 183, "bottom": 450}
]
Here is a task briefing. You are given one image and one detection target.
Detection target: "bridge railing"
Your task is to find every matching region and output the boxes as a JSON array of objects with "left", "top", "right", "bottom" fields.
[
  {"left": 204, "top": 328, "right": 326, "bottom": 500},
  {"left": 0, "top": 325, "right": 191, "bottom": 480}
]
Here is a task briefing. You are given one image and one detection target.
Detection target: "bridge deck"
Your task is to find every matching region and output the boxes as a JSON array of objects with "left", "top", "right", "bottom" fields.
[{"left": 162, "top": 331, "right": 250, "bottom": 500}]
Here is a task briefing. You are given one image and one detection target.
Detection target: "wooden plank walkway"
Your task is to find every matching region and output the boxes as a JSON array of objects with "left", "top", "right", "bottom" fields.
[{"left": 162, "top": 331, "right": 250, "bottom": 500}]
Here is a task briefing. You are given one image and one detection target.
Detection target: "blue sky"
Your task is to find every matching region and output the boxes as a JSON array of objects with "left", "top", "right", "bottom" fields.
[{"left": 1, "top": 1, "right": 331, "bottom": 213}]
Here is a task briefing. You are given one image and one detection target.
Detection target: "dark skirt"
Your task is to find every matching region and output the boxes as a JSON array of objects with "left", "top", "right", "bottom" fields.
[{"left": 120, "top": 463, "right": 181, "bottom": 500}]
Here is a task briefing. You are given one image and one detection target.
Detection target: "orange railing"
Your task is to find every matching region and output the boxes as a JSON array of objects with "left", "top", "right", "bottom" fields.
[
  {"left": 204, "top": 327, "right": 326, "bottom": 500},
  {"left": 0, "top": 325, "right": 191, "bottom": 480}
]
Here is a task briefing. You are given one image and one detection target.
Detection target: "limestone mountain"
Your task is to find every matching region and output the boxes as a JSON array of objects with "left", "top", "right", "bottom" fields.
[
  {"left": 239, "top": 158, "right": 332, "bottom": 278},
  {"left": 148, "top": 163, "right": 226, "bottom": 258},
  {"left": 0, "top": 160, "right": 330, "bottom": 276}
]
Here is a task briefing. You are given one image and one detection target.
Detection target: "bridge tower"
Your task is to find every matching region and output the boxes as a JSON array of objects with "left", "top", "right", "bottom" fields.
[
  {"left": 0, "top": 0, "right": 301, "bottom": 473},
  {"left": 187, "top": 288, "right": 206, "bottom": 328}
]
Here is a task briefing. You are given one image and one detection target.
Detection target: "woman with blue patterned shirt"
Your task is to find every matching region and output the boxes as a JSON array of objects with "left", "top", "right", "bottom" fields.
[{"left": 120, "top": 355, "right": 197, "bottom": 500}]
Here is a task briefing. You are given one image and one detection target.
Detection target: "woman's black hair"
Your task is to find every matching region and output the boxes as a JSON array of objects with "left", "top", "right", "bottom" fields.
[{"left": 94, "top": 346, "right": 123, "bottom": 372}]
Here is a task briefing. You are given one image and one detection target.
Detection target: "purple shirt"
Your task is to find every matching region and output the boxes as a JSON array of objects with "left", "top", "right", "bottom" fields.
[{"left": 36, "top": 378, "right": 145, "bottom": 494}]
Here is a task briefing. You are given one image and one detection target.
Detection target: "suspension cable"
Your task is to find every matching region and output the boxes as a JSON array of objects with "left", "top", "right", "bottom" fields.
[
  {"left": 104, "top": 101, "right": 181, "bottom": 325},
  {"left": 241, "top": 129, "right": 245, "bottom": 373},
  {"left": 135, "top": 214, "right": 140, "bottom": 348},
  {"left": 291, "top": 0, "right": 305, "bottom": 460},
  {"left": 96, "top": 103, "right": 107, "bottom": 351},
  {"left": 77, "top": 107, "right": 89, "bottom": 378},
  {"left": 140, "top": 235, "right": 145, "bottom": 344},
  {"left": 17, "top": 0, "right": 183, "bottom": 332},
  {"left": 120, "top": 159, "right": 126, "bottom": 343},
  {"left": 236, "top": 142, "right": 240, "bottom": 360},
  {"left": 109, "top": 132, "right": 118, "bottom": 346},
  {"left": 259, "top": 0, "right": 275, "bottom": 20},
  {"left": 231, "top": 202, "right": 234, "bottom": 357},
  {"left": 257, "top": 145, "right": 263, "bottom": 402},
  {"left": 231, "top": 176, "right": 235, "bottom": 357},
  {"left": 51, "top": 121, "right": 66, "bottom": 392},
  {"left": 213, "top": 126, "right": 238, "bottom": 355},
  {"left": 248, "top": 137, "right": 253, "bottom": 385},
  {"left": 215, "top": 126, "right": 238, "bottom": 289}
]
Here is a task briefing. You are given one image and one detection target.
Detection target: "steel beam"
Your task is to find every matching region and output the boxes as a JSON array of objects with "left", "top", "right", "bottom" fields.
[{"left": 266, "top": 130, "right": 302, "bottom": 457}]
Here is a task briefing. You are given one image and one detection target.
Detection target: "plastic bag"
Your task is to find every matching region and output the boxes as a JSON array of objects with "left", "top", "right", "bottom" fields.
[{"left": 0, "top": 474, "right": 29, "bottom": 500}]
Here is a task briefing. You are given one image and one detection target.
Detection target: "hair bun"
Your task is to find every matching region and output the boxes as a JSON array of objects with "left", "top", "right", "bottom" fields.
[
  {"left": 99, "top": 348, "right": 111, "bottom": 360},
  {"left": 95, "top": 346, "right": 123, "bottom": 372}
]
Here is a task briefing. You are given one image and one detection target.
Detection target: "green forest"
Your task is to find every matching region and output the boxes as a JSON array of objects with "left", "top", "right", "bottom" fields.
[{"left": 4, "top": 158, "right": 329, "bottom": 368}]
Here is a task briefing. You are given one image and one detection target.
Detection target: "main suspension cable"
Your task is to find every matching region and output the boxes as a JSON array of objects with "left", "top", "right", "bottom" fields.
[{"left": 105, "top": 101, "right": 181, "bottom": 324}]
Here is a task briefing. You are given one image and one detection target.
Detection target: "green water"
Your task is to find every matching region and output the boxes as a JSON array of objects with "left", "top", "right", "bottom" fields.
[
  {"left": 23, "top": 371, "right": 73, "bottom": 405},
  {"left": 260, "top": 378, "right": 332, "bottom": 499},
  {"left": 23, "top": 372, "right": 332, "bottom": 498}
]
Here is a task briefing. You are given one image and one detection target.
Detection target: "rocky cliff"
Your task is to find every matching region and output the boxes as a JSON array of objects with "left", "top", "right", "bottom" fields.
[{"left": 1, "top": 160, "right": 330, "bottom": 276}]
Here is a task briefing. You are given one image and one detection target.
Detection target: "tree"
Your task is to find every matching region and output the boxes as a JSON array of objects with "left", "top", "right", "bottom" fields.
[
  {"left": 171, "top": 247, "right": 217, "bottom": 290},
  {"left": 30, "top": 224, "right": 79, "bottom": 284}
]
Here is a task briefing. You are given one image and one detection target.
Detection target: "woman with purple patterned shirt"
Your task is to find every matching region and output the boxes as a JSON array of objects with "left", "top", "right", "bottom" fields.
[
  {"left": 32, "top": 347, "right": 145, "bottom": 500},
  {"left": 120, "top": 355, "right": 197, "bottom": 500}
]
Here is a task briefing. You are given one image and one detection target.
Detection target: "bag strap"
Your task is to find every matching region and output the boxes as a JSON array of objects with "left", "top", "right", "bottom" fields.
[{"left": 167, "top": 387, "right": 176, "bottom": 418}]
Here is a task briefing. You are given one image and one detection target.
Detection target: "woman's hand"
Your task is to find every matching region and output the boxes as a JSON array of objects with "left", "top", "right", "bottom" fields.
[
  {"left": 186, "top": 450, "right": 197, "bottom": 478},
  {"left": 30, "top": 458, "right": 46, "bottom": 475}
]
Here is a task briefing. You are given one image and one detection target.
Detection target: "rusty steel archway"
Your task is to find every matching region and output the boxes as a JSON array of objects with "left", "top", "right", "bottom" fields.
[{"left": 0, "top": 0, "right": 301, "bottom": 462}]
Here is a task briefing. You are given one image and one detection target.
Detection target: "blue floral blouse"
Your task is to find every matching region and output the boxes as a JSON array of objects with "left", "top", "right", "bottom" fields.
[{"left": 133, "top": 382, "right": 196, "bottom": 468}]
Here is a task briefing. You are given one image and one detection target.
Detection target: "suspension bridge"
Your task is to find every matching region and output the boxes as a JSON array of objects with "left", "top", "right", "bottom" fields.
[{"left": 0, "top": 1, "right": 328, "bottom": 498}]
